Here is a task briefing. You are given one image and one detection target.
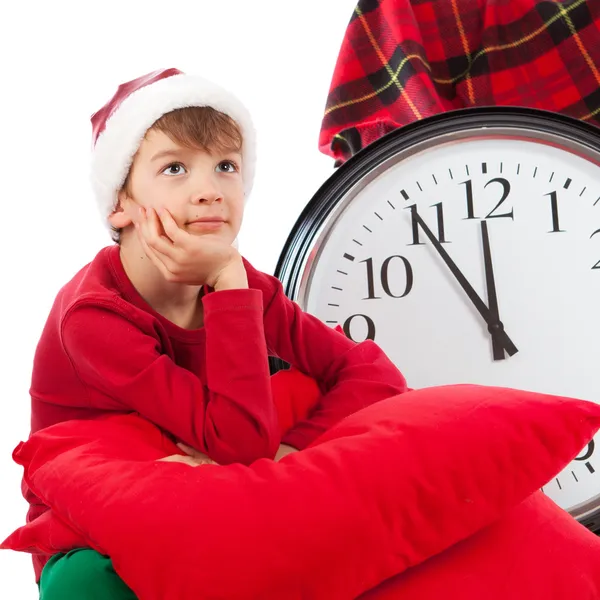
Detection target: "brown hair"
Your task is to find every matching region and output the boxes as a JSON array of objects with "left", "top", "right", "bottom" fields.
[
  {"left": 113, "top": 106, "right": 243, "bottom": 242},
  {"left": 151, "top": 106, "right": 243, "bottom": 155}
]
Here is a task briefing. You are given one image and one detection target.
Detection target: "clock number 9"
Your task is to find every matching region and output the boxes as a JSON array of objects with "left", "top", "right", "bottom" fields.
[
  {"left": 574, "top": 440, "right": 596, "bottom": 475},
  {"left": 342, "top": 314, "right": 376, "bottom": 343}
]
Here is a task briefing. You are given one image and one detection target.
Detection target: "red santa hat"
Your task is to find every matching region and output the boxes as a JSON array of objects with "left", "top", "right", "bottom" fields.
[{"left": 90, "top": 68, "right": 256, "bottom": 237}]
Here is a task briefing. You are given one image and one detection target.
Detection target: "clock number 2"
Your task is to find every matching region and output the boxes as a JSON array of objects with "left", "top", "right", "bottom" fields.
[
  {"left": 590, "top": 228, "right": 600, "bottom": 270},
  {"left": 460, "top": 178, "right": 514, "bottom": 220},
  {"left": 361, "top": 256, "right": 414, "bottom": 300}
]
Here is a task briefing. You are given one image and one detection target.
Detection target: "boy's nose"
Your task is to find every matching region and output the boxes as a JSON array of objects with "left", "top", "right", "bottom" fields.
[
  {"left": 191, "top": 179, "right": 223, "bottom": 205},
  {"left": 193, "top": 191, "right": 223, "bottom": 205}
]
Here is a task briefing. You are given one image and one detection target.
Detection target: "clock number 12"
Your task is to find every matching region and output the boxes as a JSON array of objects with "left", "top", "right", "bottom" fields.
[{"left": 460, "top": 178, "right": 514, "bottom": 220}]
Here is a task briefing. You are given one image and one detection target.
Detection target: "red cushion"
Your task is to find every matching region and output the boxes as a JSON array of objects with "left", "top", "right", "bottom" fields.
[
  {"left": 361, "top": 492, "right": 600, "bottom": 600},
  {"left": 4, "top": 384, "right": 600, "bottom": 599},
  {"left": 270, "top": 366, "right": 321, "bottom": 435}
]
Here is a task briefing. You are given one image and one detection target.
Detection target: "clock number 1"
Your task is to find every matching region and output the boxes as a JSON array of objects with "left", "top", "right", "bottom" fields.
[
  {"left": 544, "top": 191, "right": 565, "bottom": 233},
  {"left": 361, "top": 256, "right": 414, "bottom": 300}
]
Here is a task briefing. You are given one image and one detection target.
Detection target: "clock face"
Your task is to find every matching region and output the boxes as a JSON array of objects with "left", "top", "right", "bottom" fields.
[{"left": 276, "top": 109, "right": 600, "bottom": 526}]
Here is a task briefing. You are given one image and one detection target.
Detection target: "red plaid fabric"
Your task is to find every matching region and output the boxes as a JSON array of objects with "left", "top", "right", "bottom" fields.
[{"left": 320, "top": 0, "right": 600, "bottom": 165}]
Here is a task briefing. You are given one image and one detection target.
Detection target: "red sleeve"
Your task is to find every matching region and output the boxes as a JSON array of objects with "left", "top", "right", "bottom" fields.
[
  {"left": 245, "top": 261, "right": 409, "bottom": 449},
  {"left": 60, "top": 292, "right": 279, "bottom": 466}
]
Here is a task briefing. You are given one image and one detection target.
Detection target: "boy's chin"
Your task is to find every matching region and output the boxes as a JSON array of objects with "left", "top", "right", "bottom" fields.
[{"left": 187, "top": 228, "right": 237, "bottom": 246}]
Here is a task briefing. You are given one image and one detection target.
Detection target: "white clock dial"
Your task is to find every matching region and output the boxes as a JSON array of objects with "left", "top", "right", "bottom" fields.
[{"left": 278, "top": 112, "right": 600, "bottom": 525}]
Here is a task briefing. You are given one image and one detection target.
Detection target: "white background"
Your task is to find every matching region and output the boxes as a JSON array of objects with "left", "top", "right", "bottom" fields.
[{"left": 0, "top": 1, "right": 358, "bottom": 596}]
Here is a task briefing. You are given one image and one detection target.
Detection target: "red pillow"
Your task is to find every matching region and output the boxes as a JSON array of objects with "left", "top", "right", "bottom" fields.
[
  {"left": 361, "top": 492, "right": 600, "bottom": 599},
  {"left": 4, "top": 384, "right": 600, "bottom": 600},
  {"left": 270, "top": 366, "right": 321, "bottom": 435},
  {"left": 5, "top": 366, "right": 322, "bottom": 559}
]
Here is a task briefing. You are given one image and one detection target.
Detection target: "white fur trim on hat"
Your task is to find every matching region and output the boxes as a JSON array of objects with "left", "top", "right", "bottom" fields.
[{"left": 90, "top": 73, "right": 256, "bottom": 235}]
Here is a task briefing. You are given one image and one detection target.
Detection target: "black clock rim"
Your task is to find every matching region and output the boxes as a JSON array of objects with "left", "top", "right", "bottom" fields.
[
  {"left": 271, "top": 106, "right": 600, "bottom": 530},
  {"left": 274, "top": 106, "right": 600, "bottom": 299}
]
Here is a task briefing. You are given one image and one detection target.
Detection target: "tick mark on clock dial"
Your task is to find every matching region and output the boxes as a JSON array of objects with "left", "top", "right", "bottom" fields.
[
  {"left": 387, "top": 200, "right": 396, "bottom": 209},
  {"left": 353, "top": 239, "right": 363, "bottom": 246},
  {"left": 432, "top": 174, "right": 438, "bottom": 185},
  {"left": 343, "top": 253, "right": 355, "bottom": 262},
  {"left": 416, "top": 181, "right": 423, "bottom": 191},
  {"left": 564, "top": 178, "right": 572, "bottom": 189},
  {"left": 517, "top": 163, "right": 520, "bottom": 175},
  {"left": 572, "top": 471, "right": 579, "bottom": 483},
  {"left": 482, "top": 162, "right": 487, "bottom": 174},
  {"left": 533, "top": 166, "right": 538, "bottom": 178},
  {"left": 363, "top": 225, "right": 372, "bottom": 233},
  {"left": 586, "top": 461, "right": 595, "bottom": 474},
  {"left": 337, "top": 270, "right": 348, "bottom": 275},
  {"left": 401, "top": 189, "right": 410, "bottom": 200},
  {"left": 556, "top": 478, "right": 562, "bottom": 490},
  {"left": 374, "top": 212, "right": 383, "bottom": 220},
  {"left": 580, "top": 186, "right": 587, "bottom": 197},
  {"left": 448, "top": 168, "right": 454, "bottom": 179},
  {"left": 331, "top": 286, "right": 343, "bottom": 291}
]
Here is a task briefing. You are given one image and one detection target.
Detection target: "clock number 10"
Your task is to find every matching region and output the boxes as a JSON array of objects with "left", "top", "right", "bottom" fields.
[
  {"left": 341, "top": 255, "right": 414, "bottom": 343},
  {"left": 361, "top": 256, "right": 414, "bottom": 300}
]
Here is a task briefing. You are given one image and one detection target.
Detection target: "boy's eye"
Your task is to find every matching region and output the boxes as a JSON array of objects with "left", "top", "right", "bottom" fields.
[
  {"left": 162, "top": 163, "right": 186, "bottom": 176},
  {"left": 216, "top": 160, "right": 238, "bottom": 173}
]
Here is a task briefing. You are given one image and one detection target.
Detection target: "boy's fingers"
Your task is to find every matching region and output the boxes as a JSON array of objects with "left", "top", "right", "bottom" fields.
[
  {"left": 158, "top": 209, "right": 187, "bottom": 245},
  {"left": 144, "top": 209, "right": 177, "bottom": 257},
  {"left": 176, "top": 442, "right": 199, "bottom": 456},
  {"left": 157, "top": 455, "right": 198, "bottom": 466},
  {"left": 176, "top": 443, "right": 216, "bottom": 464},
  {"left": 137, "top": 230, "right": 174, "bottom": 278}
]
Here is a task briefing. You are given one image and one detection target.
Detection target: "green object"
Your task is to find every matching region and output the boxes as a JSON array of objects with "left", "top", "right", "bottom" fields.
[{"left": 39, "top": 549, "right": 137, "bottom": 599}]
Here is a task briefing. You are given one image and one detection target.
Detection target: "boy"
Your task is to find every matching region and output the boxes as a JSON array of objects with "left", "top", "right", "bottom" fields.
[{"left": 28, "top": 68, "right": 408, "bottom": 598}]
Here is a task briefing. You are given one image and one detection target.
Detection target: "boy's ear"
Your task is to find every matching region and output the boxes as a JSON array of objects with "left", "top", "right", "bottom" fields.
[{"left": 108, "top": 190, "right": 135, "bottom": 229}]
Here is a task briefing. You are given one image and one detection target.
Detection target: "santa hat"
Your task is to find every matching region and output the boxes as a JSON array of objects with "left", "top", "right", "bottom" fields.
[{"left": 90, "top": 68, "right": 256, "bottom": 237}]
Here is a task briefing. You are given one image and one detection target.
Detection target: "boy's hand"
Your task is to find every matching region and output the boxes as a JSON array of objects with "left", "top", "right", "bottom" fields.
[
  {"left": 136, "top": 207, "right": 248, "bottom": 290},
  {"left": 157, "top": 443, "right": 217, "bottom": 466},
  {"left": 275, "top": 444, "right": 298, "bottom": 461}
]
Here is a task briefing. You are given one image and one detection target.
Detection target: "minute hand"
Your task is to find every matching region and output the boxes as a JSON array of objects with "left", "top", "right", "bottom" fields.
[{"left": 413, "top": 210, "right": 518, "bottom": 356}]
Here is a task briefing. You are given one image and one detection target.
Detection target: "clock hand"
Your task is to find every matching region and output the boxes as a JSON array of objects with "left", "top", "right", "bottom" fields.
[
  {"left": 413, "top": 210, "right": 518, "bottom": 356},
  {"left": 480, "top": 220, "right": 517, "bottom": 360}
]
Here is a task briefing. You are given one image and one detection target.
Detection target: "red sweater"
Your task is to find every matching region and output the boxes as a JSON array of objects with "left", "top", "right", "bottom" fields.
[{"left": 26, "top": 244, "right": 408, "bottom": 578}]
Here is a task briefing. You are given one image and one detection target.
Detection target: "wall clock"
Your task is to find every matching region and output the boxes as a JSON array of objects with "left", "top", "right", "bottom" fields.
[{"left": 274, "top": 106, "right": 600, "bottom": 532}]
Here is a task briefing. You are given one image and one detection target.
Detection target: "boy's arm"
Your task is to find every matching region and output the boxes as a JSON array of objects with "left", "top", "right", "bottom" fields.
[
  {"left": 245, "top": 261, "right": 409, "bottom": 450},
  {"left": 60, "top": 291, "right": 279, "bottom": 466}
]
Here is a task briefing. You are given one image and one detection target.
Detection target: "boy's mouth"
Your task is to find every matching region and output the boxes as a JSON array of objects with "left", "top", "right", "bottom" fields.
[
  {"left": 187, "top": 218, "right": 226, "bottom": 231},
  {"left": 188, "top": 217, "right": 226, "bottom": 224}
]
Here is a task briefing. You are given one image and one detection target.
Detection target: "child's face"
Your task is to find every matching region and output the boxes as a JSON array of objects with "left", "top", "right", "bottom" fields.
[{"left": 112, "top": 129, "right": 244, "bottom": 245}]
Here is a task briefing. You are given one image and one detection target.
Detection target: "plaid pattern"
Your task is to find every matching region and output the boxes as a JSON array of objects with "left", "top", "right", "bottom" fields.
[{"left": 320, "top": 0, "right": 600, "bottom": 165}]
